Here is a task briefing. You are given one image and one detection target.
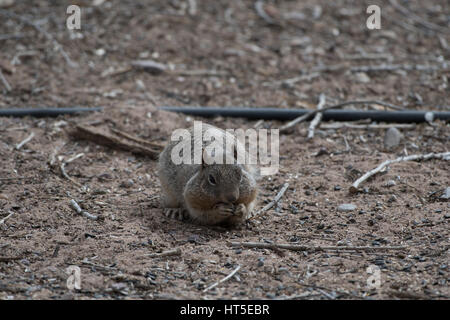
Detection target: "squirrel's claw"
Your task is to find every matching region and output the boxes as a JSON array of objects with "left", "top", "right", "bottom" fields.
[{"left": 164, "top": 208, "right": 187, "bottom": 221}]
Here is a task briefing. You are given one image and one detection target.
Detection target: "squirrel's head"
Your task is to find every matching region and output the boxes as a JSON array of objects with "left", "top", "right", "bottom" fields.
[{"left": 197, "top": 148, "right": 243, "bottom": 204}]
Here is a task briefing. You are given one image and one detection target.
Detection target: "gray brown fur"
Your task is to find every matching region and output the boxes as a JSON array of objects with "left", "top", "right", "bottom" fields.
[{"left": 158, "top": 123, "right": 258, "bottom": 225}]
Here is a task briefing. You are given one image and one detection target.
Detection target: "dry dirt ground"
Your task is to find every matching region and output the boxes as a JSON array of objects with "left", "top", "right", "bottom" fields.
[{"left": 0, "top": 0, "right": 449, "bottom": 300}]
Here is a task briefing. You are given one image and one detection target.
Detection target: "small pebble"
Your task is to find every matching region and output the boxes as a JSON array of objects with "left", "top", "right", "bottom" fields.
[
  {"left": 257, "top": 257, "right": 265, "bottom": 267},
  {"left": 120, "top": 179, "right": 134, "bottom": 188},
  {"left": 440, "top": 187, "right": 450, "bottom": 200},
  {"left": 337, "top": 203, "right": 356, "bottom": 212},
  {"left": 384, "top": 127, "right": 402, "bottom": 150},
  {"left": 384, "top": 180, "right": 396, "bottom": 187},
  {"left": 131, "top": 59, "right": 167, "bottom": 74},
  {"left": 111, "top": 282, "right": 127, "bottom": 292},
  {"left": 354, "top": 72, "right": 371, "bottom": 83},
  {"left": 388, "top": 195, "right": 397, "bottom": 202},
  {"left": 289, "top": 204, "right": 299, "bottom": 214}
]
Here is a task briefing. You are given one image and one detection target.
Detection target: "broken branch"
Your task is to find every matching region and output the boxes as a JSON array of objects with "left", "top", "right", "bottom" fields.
[
  {"left": 69, "top": 199, "right": 98, "bottom": 220},
  {"left": 145, "top": 248, "right": 182, "bottom": 258},
  {"left": 230, "top": 242, "right": 406, "bottom": 252},
  {"left": 15, "top": 132, "right": 35, "bottom": 150},
  {"left": 248, "top": 183, "right": 289, "bottom": 220},
  {"left": 0, "top": 211, "right": 15, "bottom": 224},
  {"left": 203, "top": 264, "right": 241, "bottom": 293},
  {"left": 307, "top": 93, "right": 326, "bottom": 139},
  {"left": 0, "top": 10, "right": 77, "bottom": 67},
  {"left": 0, "top": 69, "right": 11, "bottom": 92},
  {"left": 350, "top": 152, "right": 450, "bottom": 193},
  {"left": 70, "top": 125, "right": 161, "bottom": 159}
]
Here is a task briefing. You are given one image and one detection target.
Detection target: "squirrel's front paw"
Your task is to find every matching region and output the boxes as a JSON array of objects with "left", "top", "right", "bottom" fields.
[
  {"left": 214, "top": 203, "right": 235, "bottom": 217},
  {"left": 214, "top": 203, "right": 247, "bottom": 218},
  {"left": 233, "top": 203, "right": 247, "bottom": 218}
]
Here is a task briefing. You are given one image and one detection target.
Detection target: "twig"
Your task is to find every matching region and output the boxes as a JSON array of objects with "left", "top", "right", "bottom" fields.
[
  {"left": 304, "top": 62, "right": 447, "bottom": 75},
  {"left": 0, "top": 176, "right": 31, "bottom": 181},
  {"left": 101, "top": 66, "right": 132, "bottom": 78},
  {"left": 0, "top": 256, "right": 22, "bottom": 262},
  {"left": 384, "top": 13, "right": 425, "bottom": 34},
  {"left": 0, "top": 69, "right": 11, "bottom": 92},
  {"left": 350, "top": 63, "right": 446, "bottom": 73},
  {"left": 320, "top": 123, "right": 416, "bottom": 130},
  {"left": 59, "top": 154, "right": 84, "bottom": 187},
  {"left": 264, "top": 72, "right": 320, "bottom": 87},
  {"left": 388, "top": 0, "right": 450, "bottom": 34},
  {"left": 276, "top": 292, "right": 318, "bottom": 300},
  {"left": 80, "top": 258, "right": 115, "bottom": 272},
  {"left": 316, "top": 288, "right": 336, "bottom": 300},
  {"left": 109, "top": 128, "right": 164, "bottom": 149},
  {"left": 69, "top": 199, "right": 98, "bottom": 220},
  {"left": 280, "top": 106, "right": 334, "bottom": 133},
  {"left": 325, "top": 100, "right": 405, "bottom": 111},
  {"left": 350, "top": 152, "right": 450, "bottom": 193},
  {"left": 187, "top": 0, "right": 197, "bottom": 16},
  {"left": 171, "top": 69, "right": 228, "bottom": 77},
  {"left": 203, "top": 265, "right": 241, "bottom": 293},
  {"left": 279, "top": 100, "right": 404, "bottom": 133},
  {"left": 387, "top": 290, "right": 430, "bottom": 300},
  {"left": 71, "top": 125, "right": 161, "bottom": 159},
  {"left": 438, "top": 36, "right": 449, "bottom": 50},
  {"left": 60, "top": 162, "right": 82, "bottom": 187},
  {"left": 0, "top": 33, "right": 25, "bottom": 41},
  {"left": 342, "top": 135, "right": 350, "bottom": 152},
  {"left": 254, "top": 1, "right": 275, "bottom": 24},
  {"left": 0, "top": 211, "right": 15, "bottom": 224},
  {"left": 307, "top": 94, "right": 326, "bottom": 140},
  {"left": 0, "top": 10, "right": 78, "bottom": 67},
  {"left": 341, "top": 53, "right": 393, "bottom": 61},
  {"left": 144, "top": 248, "right": 182, "bottom": 258},
  {"left": 65, "top": 153, "right": 84, "bottom": 164},
  {"left": 15, "top": 132, "right": 35, "bottom": 150},
  {"left": 230, "top": 242, "right": 406, "bottom": 252},
  {"left": 253, "top": 120, "right": 265, "bottom": 129},
  {"left": 247, "top": 183, "right": 289, "bottom": 220}
]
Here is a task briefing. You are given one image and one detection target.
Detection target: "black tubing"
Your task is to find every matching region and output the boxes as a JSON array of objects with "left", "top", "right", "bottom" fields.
[
  {"left": 159, "top": 106, "right": 450, "bottom": 123},
  {"left": 0, "top": 107, "right": 103, "bottom": 117}
]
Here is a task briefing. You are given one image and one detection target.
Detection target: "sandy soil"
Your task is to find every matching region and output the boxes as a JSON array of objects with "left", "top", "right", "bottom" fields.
[{"left": 0, "top": 0, "right": 449, "bottom": 300}]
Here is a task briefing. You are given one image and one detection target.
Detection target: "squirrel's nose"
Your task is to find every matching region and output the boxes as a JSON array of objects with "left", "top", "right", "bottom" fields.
[{"left": 226, "top": 193, "right": 239, "bottom": 203}]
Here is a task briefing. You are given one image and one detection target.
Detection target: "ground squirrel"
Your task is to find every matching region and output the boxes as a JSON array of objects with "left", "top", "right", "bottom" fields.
[{"left": 158, "top": 123, "right": 258, "bottom": 226}]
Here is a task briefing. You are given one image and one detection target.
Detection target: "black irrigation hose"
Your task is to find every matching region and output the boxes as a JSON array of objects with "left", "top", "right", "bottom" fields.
[
  {"left": 0, "top": 107, "right": 103, "bottom": 117},
  {"left": 160, "top": 106, "right": 450, "bottom": 123},
  {"left": 1, "top": 106, "right": 449, "bottom": 123}
]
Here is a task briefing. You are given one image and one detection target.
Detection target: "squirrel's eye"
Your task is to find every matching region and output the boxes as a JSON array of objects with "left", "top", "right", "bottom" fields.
[{"left": 208, "top": 174, "right": 216, "bottom": 185}]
